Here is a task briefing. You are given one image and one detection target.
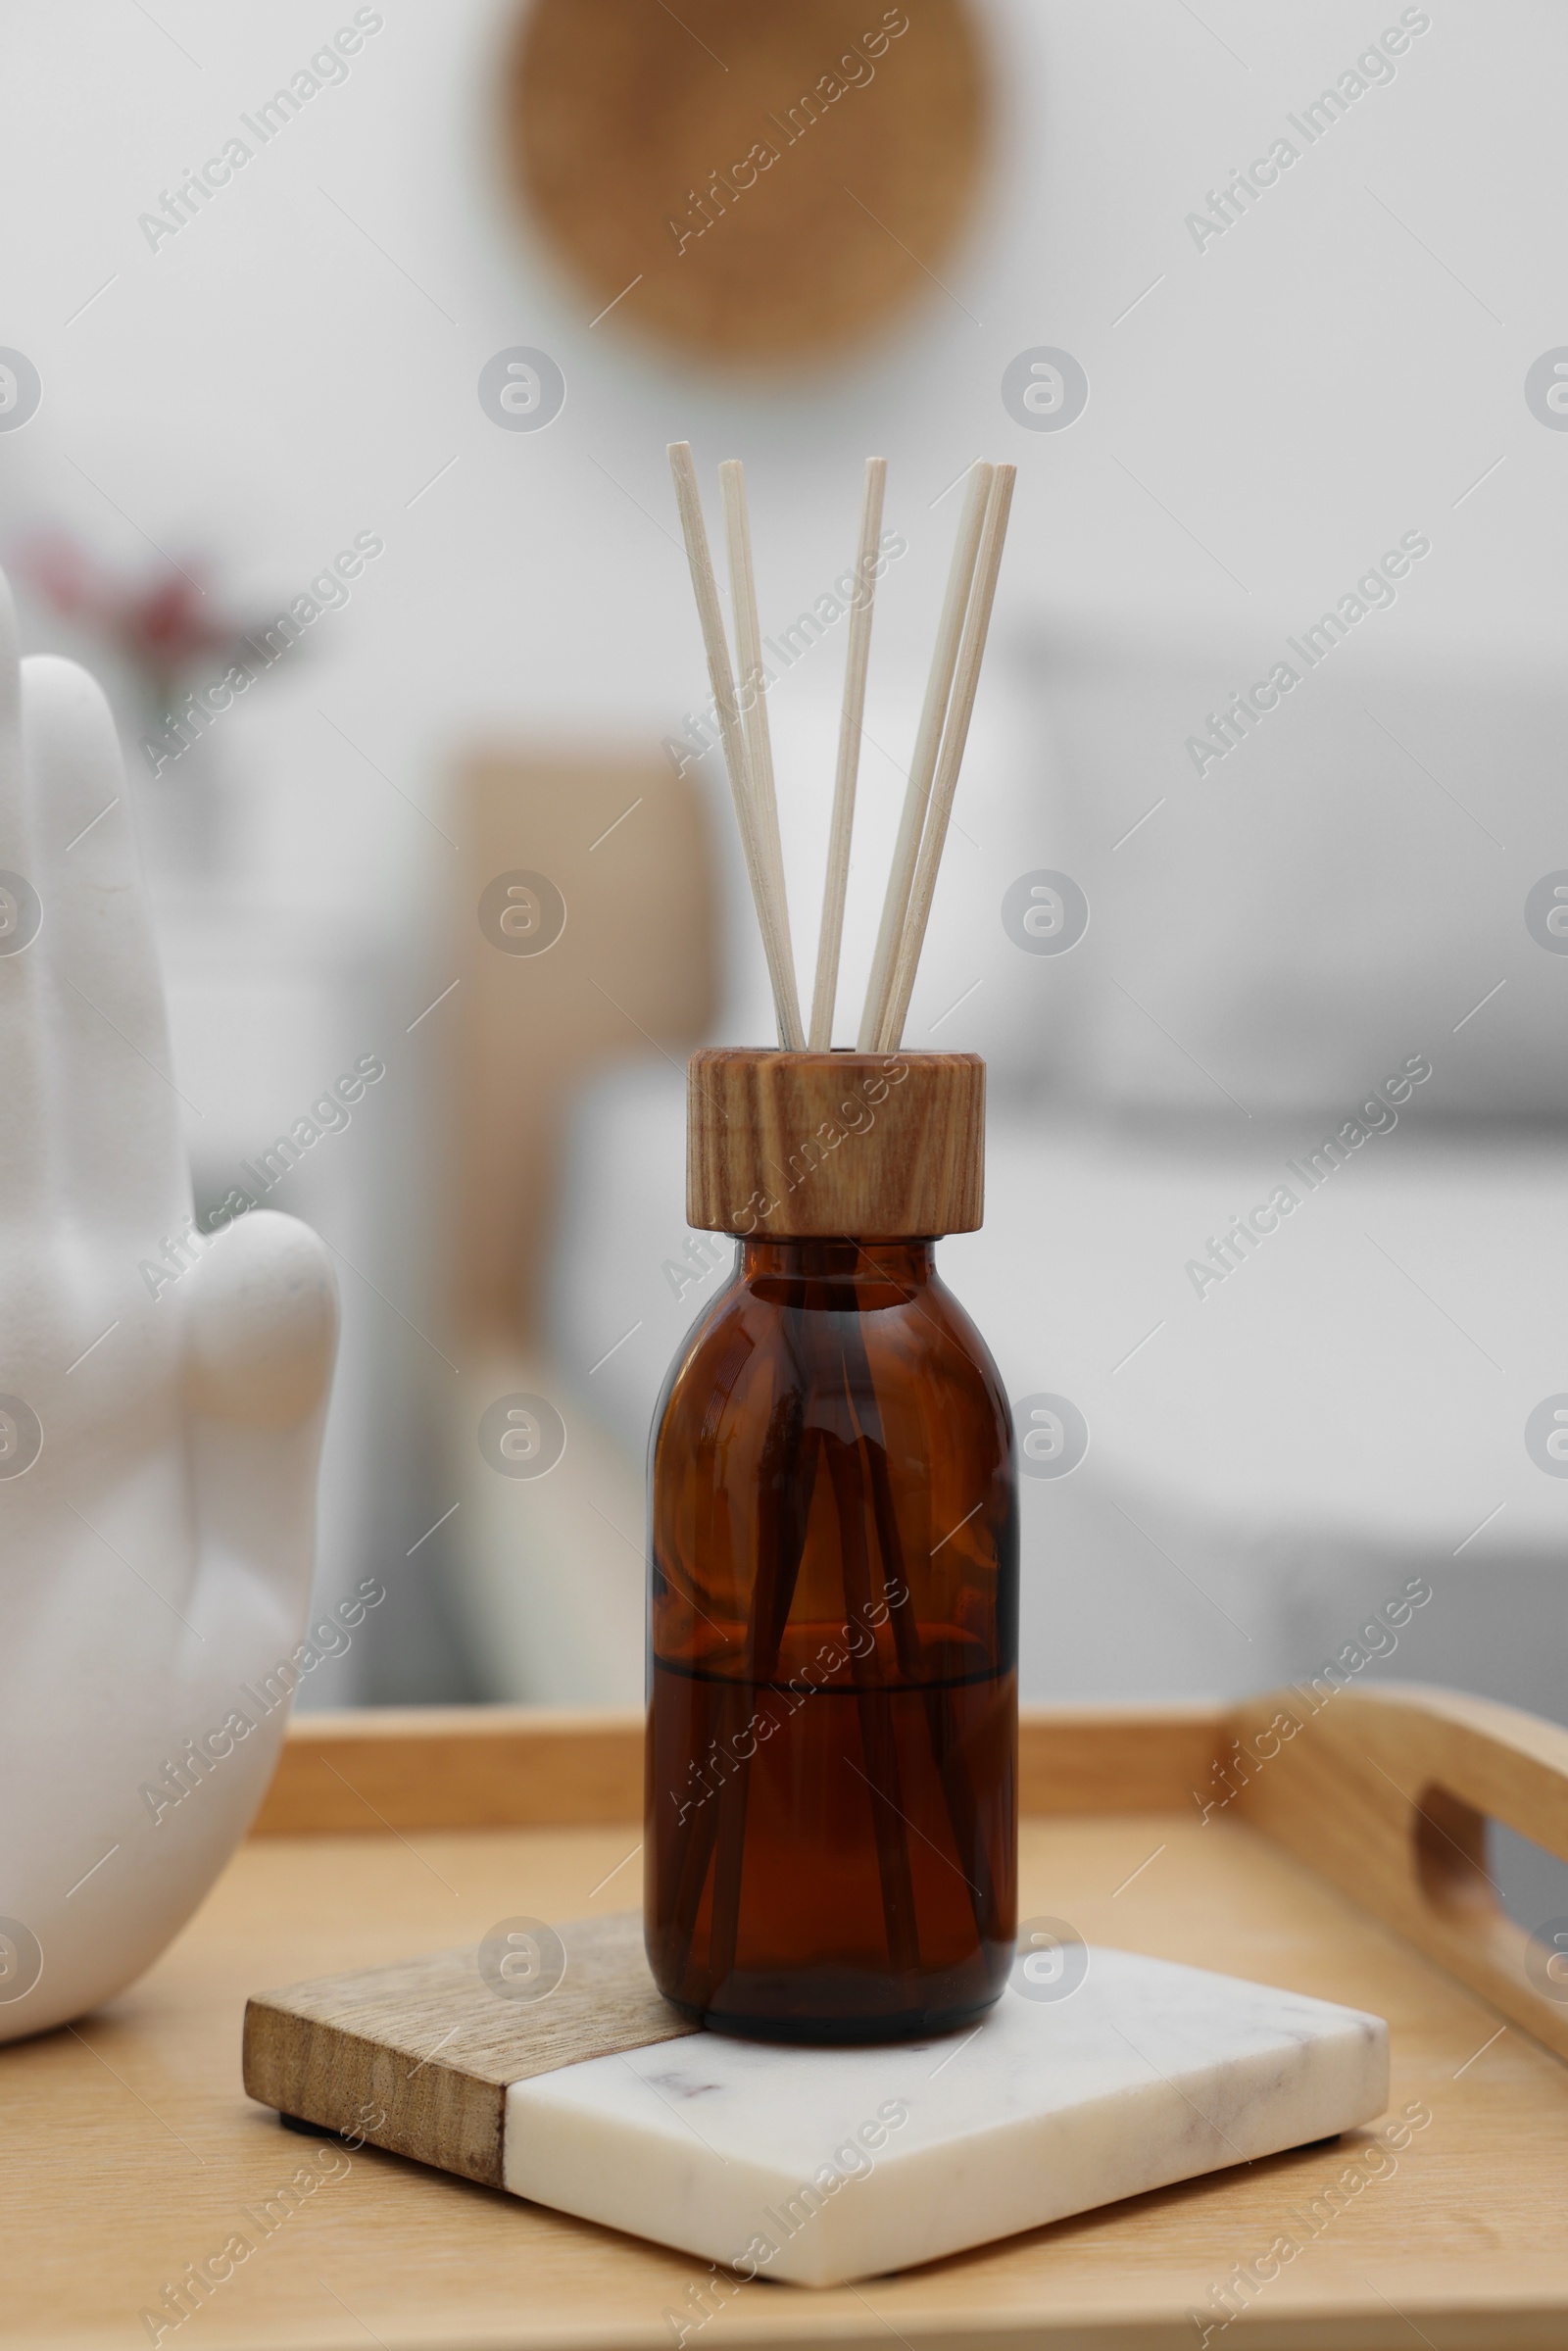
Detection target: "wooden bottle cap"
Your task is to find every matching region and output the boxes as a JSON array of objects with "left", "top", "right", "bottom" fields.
[{"left": 687, "top": 1049, "right": 984, "bottom": 1239}]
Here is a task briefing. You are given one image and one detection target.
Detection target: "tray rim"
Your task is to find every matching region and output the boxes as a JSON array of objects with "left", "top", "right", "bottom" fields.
[{"left": 253, "top": 1699, "right": 1227, "bottom": 1835}]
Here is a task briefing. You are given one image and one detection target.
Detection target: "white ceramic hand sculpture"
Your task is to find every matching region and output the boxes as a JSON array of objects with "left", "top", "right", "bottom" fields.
[{"left": 0, "top": 575, "right": 338, "bottom": 2044}]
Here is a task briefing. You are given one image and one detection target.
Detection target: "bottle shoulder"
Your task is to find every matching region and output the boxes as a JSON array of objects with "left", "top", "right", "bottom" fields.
[{"left": 655, "top": 1257, "right": 1011, "bottom": 1449}]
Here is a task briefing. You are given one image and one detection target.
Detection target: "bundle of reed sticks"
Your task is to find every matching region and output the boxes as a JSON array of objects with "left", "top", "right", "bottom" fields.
[{"left": 668, "top": 444, "right": 1016, "bottom": 1053}]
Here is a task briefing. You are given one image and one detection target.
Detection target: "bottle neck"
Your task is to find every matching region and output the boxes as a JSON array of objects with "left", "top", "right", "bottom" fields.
[{"left": 740, "top": 1238, "right": 936, "bottom": 1294}]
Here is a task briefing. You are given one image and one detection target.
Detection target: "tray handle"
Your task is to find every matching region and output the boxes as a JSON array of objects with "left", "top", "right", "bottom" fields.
[{"left": 1228, "top": 1682, "right": 1568, "bottom": 2063}]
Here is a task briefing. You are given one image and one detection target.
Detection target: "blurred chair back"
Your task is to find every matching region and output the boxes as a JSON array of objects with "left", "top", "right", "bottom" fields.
[{"left": 452, "top": 745, "right": 718, "bottom": 1351}]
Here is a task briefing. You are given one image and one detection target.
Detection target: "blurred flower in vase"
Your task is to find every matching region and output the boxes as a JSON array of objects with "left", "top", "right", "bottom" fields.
[{"left": 16, "top": 529, "right": 279, "bottom": 883}]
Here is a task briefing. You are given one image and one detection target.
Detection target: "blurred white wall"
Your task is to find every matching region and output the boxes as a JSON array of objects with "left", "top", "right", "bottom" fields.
[{"left": 7, "top": 0, "right": 1563, "bottom": 865}]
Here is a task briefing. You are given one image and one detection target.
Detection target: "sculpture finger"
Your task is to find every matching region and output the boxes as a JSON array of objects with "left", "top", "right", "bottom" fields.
[
  {"left": 182, "top": 1208, "right": 338, "bottom": 1428},
  {"left": 0, "top": 573, "right": 49, "bottom": 1223},
  {"left": 23, "top": 655, "right": 187, "bottom": 1237},
  {"left": 180, "top": 1212, "right": 339, "bottom": 1762}
]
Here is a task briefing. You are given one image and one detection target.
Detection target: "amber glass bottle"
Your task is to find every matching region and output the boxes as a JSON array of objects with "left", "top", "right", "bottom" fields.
[{"left": 645, "top": 1049, "right": 1017, "bottom": 2042}]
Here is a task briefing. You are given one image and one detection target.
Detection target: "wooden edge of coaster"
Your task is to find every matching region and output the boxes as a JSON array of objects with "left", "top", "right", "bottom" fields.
[
  {"left": 243, "top": 1997, "right": 507, "bottom": 2186},
  {"left": 241, "top": 1912, "right": 696, "bottom": 2190}
]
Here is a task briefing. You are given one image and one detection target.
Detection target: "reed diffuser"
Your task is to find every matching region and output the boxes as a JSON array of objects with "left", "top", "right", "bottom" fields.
[{"left": 647, "top": 446, "right": 1018, "bottom": 2043}]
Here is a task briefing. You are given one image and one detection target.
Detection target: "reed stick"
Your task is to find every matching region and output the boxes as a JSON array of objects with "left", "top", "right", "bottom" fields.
[
  {"left": 844, "top": 1312, "right": 998, "bottom": 1941},
  {"left": 857, "top": 463, "right": 992, "bottom": 1052},
  {"left": 824, "top": 1420, "right": 921, "bottom": 1978},
  {"left": 809, "top": 457, "right": 887, "bottom": 1051},
  {"left": 667, "top": 442, "right": 805, "bottom": 1051},
  {"left": 878, "top": 464, "right": 1017, "bottom": 1052},
  {"left": 719, "top": 459, "right": 803, "bottom": 1050},
  {"left": 702, "top": 1306, "right": 819, "bottom": 1989}
]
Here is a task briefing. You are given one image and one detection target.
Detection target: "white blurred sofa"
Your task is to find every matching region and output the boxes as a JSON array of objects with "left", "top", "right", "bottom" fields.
[{"left": 537, "top": 623, "right": 1568, "bottom": 1726}]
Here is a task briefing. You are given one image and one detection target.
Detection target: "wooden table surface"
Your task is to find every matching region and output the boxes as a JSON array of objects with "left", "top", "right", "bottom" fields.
[{"left": 5, "top": 1697, "right": 1568, "bottom": 2350}]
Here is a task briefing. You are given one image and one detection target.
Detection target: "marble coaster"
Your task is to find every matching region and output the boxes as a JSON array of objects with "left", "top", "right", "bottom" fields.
[
  {"left": 244, "top": 1919, "right": 1387, "bottom": 2287},
  {"left": 504, "top": 1947, "right": 1388, "bottom": 2286}
]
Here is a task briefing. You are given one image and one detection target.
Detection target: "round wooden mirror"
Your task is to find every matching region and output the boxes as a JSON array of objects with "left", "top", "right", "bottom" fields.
[{"left": 504, "top": 0, "right": 991, "bottom": 367}]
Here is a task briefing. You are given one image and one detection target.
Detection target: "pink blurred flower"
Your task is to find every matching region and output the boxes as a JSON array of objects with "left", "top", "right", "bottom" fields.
[{"left": 17, "top": 530, "right": 274, "bottom": 722}]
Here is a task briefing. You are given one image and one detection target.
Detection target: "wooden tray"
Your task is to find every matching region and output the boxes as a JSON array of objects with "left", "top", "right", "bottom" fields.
[{"left": 6, "top": 1686, "right": 1568, "bottom": 2349}]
